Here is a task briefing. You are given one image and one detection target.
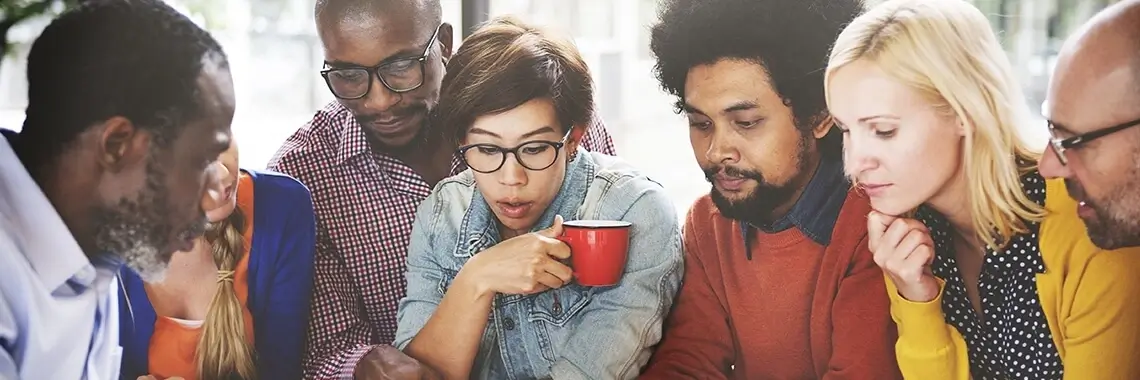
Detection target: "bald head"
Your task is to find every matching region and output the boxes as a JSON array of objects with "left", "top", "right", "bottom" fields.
[{"left": 1051, "top": 0, "right": 1140, "bottom": 116}]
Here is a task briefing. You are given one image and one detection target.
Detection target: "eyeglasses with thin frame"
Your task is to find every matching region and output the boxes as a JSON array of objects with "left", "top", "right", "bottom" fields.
[
  {"left": 1047, "top": 116, "right": 1140, "bottom": 165},
  {"left": 320, "top": 24, "right": 442, "bottom": 100},
  {"left": 457, "top": 129, "right": 574, "bottom": 174}
]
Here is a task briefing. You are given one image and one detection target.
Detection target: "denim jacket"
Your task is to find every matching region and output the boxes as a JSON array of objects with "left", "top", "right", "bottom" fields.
[{"left": 395, "top": 149, "right": 684, "bottom": 380}]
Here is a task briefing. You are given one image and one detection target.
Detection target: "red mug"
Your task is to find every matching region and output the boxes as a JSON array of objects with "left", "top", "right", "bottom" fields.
[{"left": 557, "top": 219, "right": 632, "bottom": 286}]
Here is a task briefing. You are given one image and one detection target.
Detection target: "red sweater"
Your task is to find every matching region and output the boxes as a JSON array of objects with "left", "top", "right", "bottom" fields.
[{"left": 640, "top": 190, "right": 901, "bottom": 379}]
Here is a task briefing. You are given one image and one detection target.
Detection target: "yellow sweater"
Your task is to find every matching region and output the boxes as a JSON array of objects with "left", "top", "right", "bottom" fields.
[{"left": 887, "top": 179, "right": 1140, "bottom": 379}]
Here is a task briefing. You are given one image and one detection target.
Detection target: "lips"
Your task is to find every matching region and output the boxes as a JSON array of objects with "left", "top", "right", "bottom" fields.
[
  {"left": 858, "top": 183, "right": 892, "bottom": 197},
  {"left": 713, "top": 174, "right": 748, "bottom": 191},
  {"left": 496, "top": 200, "right": 534, "bottom": 220}
]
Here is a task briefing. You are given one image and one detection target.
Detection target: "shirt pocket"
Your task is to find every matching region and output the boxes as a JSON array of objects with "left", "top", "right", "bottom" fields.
[{"left": 526, "top": 284, "right": 594, "bottom": 362}]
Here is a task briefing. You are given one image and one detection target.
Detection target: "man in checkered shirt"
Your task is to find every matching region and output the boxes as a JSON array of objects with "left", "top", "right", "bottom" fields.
[{"left": 268, "top": 0, "right": 616, "bottom": 378}]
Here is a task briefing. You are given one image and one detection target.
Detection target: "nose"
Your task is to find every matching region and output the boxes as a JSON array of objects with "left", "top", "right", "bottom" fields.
[
  {"left": 497, "top": 153, "right": 528, "bottom": 187},
  {"left": 201, "top": 160, "right": 227, "bottom": 211},
  {"left": 704, "top": 129, "right": 739, "bottom": 164},
  {"left": 843, "top": 132, "right": 877, "bottom": 178},
  {"left": 363, "top": 74, "right": 401, "bottom": 112},
  {"left": 1037, "top": 145, "right": 1070, "bottom": 179}
]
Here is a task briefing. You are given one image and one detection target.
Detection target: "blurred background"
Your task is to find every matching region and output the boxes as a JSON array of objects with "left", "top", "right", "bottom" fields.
[{"left": 0, "top": 0, "right": 1123, "bottom": 218}]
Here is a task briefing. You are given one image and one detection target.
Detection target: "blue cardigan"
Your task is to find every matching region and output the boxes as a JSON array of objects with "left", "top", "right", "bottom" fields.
[{"left": 117, "top": 169, "right": 317, "bottom": 380}]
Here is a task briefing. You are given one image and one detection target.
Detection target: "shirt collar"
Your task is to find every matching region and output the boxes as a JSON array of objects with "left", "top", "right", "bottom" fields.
[
  {"left": 331, "top": 103, "right": 373, "bottom": 167},
  {"left": 739, "top": 152, "right": 850, "bottom": 258},
  {"left": 0, "top": 132, "right": 115, "bottom": 293}
]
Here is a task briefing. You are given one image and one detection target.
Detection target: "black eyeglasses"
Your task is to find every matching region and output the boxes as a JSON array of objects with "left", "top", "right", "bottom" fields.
[
  {"left": 1047, "top": 116, "right": 1140, "bottom": 165},
  {"left": 320, "top": 25, "right": 442, "bottom": 100},
  {"left": 457, "top": 129, "right": 573, "bottom": 174}
]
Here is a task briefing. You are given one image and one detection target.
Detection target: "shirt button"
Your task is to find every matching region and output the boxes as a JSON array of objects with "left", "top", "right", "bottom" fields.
[
  {"left": 503, "top": 317, "right": 515, "bottom": 331},
  {"left": 552, "top": 301, "right": 563, "bottom": 316}
]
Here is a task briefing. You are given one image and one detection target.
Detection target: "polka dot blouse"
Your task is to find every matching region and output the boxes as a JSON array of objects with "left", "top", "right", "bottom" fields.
[{"left": 912, "top": 170, "right": 1063, "bottom": 380}]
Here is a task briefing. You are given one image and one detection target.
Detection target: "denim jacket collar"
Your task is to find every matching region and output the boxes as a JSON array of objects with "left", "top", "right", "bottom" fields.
[
  {"left": 739, "top": 152, "right": 849, "bottom": 259},
  {"left": 456, "top": 147, "right": 594, "bottom": 258}
]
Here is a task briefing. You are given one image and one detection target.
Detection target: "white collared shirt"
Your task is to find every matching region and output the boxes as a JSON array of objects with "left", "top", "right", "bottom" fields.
[{"left": 0, "top": 136, "right": 122, "bottom": 380}]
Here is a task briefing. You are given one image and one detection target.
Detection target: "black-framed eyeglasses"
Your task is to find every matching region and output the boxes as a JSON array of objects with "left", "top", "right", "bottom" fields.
[
  {"left": 319, "top": 24, "right": 442, "bottom": 100},
  {"left": 1048, "top": 116, "right": 1140, "bottom": 165},
  {"left": 457, "top": 129, "right": 573, "bottom": 174}
]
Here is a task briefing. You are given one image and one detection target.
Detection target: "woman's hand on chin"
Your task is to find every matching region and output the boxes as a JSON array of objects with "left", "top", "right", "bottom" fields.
[
  {"left": 457, "top": 215, "right": 574, "bottom": 297},
  {"left": 868, "top": 210, "right": 941, "bottom": 302}
]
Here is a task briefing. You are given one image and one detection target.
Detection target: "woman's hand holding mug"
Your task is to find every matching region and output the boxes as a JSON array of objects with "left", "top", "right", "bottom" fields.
[
  {"left": 458, "top": 215, "right": 573, "bottom": 297},
  {"left": 867, "top": 211, "right": 941, "bottom": 303}
]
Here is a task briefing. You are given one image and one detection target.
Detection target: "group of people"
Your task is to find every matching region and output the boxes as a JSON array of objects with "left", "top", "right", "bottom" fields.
[{"left": 3, "top": 0, "right": 1140, "bottom": 379}]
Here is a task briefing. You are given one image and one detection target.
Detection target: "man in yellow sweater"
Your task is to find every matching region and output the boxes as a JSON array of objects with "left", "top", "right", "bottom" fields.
[{"left": 1039, "top": 0, "right": 1140, "bottom": 250}]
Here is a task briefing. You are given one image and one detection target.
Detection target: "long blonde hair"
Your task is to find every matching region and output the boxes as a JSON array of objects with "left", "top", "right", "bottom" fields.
[
  {"left": 199, "top": 206, "right": 257, "bottom": 379},
  {"left": 825, "top": 0, "right": 1045, "bottom": 250}
]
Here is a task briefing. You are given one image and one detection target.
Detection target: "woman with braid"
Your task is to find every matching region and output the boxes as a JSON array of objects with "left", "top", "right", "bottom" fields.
[{"left": 117, "top": 140, "right": 317, "bottom": 380}]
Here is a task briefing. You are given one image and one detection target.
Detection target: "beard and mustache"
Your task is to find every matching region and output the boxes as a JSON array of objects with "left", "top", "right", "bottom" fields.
[
  {"left": 1065, "top": 176, "right": 1140, "bottom": 250},
  {"left": 92, "top": 158, "right": 207, "bottom": 282},
  {"left": 704, "top": 133, "right": 813, "bottom": 226}
]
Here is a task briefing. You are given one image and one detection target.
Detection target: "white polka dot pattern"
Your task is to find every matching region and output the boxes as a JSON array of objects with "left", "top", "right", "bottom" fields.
[{"left": 914, "top": 170, "right": 1062, "bottom": 380}]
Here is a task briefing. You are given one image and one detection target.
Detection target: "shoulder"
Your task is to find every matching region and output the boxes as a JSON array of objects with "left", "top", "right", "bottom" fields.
[
  {"left": 417, "top": 170, "right": 477, "bottom": 227},
  {"left": 681, "top": 194, "right": 737, "bottom": 245},
  {"left": 831, "top": 188, "right": 873, "bottom": 246},
  {"left": 266, "top": 102, "right": 350, "bottom": 175},
  {"left": 684, "top": 194, "right": 722, "bottom": 228},
  {"left": 432, "top": 170, "right": 477, "bottom": 204},
  {"left": 586, "top": 152, "right": 663, "bottom": 196},
  {"left": 245, "top": 169, "right": 313, "bottom": 205}
]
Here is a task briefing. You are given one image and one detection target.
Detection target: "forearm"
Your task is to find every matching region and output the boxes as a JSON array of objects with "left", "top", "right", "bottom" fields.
[{"left": 403, "top": 274, "right": 495, "bottom": 380}]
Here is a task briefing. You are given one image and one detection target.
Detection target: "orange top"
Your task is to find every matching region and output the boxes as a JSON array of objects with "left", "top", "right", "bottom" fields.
[{"left": 146, "top": 173, "right": 256, "bottom": 380}]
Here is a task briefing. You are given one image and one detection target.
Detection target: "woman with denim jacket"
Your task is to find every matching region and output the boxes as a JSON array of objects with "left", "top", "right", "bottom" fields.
[{"left": 393, "top": 16, "right": 684, "bottom": 380}]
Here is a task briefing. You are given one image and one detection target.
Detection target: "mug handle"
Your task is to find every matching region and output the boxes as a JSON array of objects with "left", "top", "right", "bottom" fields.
[{"left": 554, "top": 234, "right": 578, "bottom": 279}]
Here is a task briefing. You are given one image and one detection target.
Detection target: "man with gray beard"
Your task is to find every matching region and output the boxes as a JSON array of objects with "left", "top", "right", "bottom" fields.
[
  {"left": 0, "top": 0, "right": 234, "bottom": 378},
  {"left": 1039, "top": 0, "right": 1140, "bottom": 249}
]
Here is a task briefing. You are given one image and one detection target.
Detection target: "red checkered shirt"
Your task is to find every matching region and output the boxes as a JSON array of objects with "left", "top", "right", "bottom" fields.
[{"left": 267, "top": 101, "right": 617, "bottom": 379}]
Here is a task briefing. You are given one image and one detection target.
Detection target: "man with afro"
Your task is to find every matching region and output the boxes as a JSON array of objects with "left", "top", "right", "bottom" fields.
[{"left": 640, "top": 0, "right": 902, "bottom": 378}]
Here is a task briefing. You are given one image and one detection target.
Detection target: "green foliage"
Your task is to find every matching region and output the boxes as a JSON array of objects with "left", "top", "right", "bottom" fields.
[{"left": 0, "top": 0, "right": 83, "bottom": 59}]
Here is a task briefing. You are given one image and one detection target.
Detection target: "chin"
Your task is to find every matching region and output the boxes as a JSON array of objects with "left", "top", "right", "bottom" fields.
[{"left": 868, "top": 199, "right": 916, "bottom": 217}]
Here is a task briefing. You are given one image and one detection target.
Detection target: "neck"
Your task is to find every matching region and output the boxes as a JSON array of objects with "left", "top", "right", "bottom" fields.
[
  {"left": 16, "top": 145, "right": 101, "bottom": 258},
  {"left": 499, "top": 226, "right": 527, "bottom": 241},
  {"left": 927, "top": 169, "right": 980, "bottom": 251},
  {"left": 761, "top": 150, "right": 821, "bottom": 225}
]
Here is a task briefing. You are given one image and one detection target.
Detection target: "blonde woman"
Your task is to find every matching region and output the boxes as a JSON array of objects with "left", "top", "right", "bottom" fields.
[
  {"left": 118, "top": 141, "right": 317, "bottom": 380},
  {"left": 824, "top": 0, "right": 1140, "bottom": 379}
]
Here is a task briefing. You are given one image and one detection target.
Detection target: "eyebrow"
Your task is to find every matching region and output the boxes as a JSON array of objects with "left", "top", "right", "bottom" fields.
[
  {"left": 682, "top": 100, "right": 760, "bottom": 115},
  {"left": 857, "top": 114, "right": 900, "bottom": 124},
  {"left": 323, "top": 50, "right": 421, "bottom": 68},
  {"left": 468, "top": 125, "right": 558, "bottom": 140}
]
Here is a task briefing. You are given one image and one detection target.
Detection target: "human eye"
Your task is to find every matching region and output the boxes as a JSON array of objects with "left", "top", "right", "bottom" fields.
[
  {"left": 874, "top": 128, "right": 897, "bottom": 138},
  {"left": 475, "top": 145, "right": 501, "bottom": 155},
  {"left": 520, "top": 144, "right": 552, "bottom": 155},
  {"left": 734, "top": 118, "right": 764, "bottom": 129},
  {"left": 687, "top": 115, "right": 712, "bottom": 131}
]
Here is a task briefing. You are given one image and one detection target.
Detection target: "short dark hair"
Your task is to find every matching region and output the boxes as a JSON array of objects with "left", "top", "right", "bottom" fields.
[
  {"left": 315, "top": 0, "right": 442, "bottom": 29},
  {"left": 21, "top": 0, "right": 226, "bottom": 160},
  {"left": 433, "top": 16, "right": 594, "bottom": 146},
  {"left": 650, "top": 0, "right": 863, "bottom": 131}
]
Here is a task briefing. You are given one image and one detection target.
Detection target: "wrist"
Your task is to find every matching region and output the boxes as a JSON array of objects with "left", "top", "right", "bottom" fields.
[
  {"left": 897, "top": 276, "right": 940, "bottom": 303},
  {"left": 455, "top": 263, "right": 493, "bottom": 300}
]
